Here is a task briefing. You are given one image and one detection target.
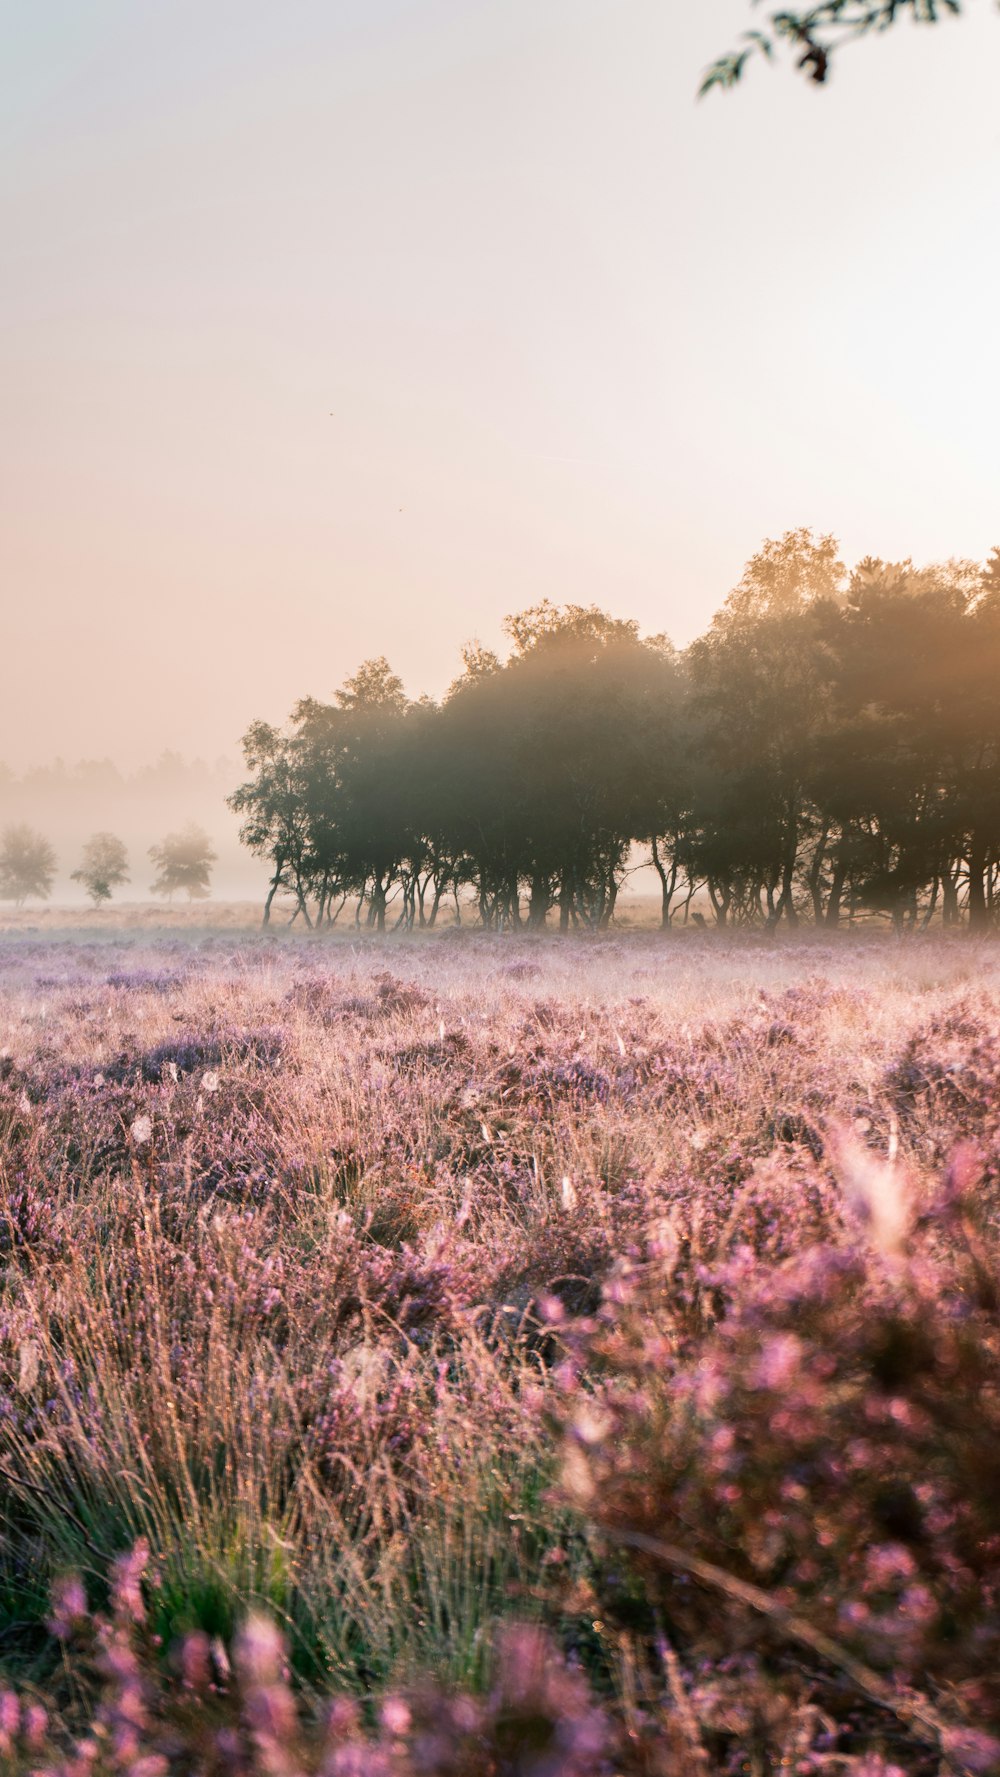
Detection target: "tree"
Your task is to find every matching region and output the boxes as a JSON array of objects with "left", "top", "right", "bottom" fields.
[
  {"left": 703, "top": 0, "right": 965, "bottom": 93},
  {"left": 686, "top": 530, "right": 846, "bottom": 927},
  {"left": 715, "top": 528, "right": 846, "bottom": 628},
  {"left": 334, "top": 656, "right": 407, "bottom": 714},
  {"left": 229, "top": 541, "right": 1000, "bottom": 935},
  {"left": 434, "top": 605, "right": 681, "bottom": 931},
  {"left": 71, "top": 831, "right": 130, "bottom": 907},
  {"left": 148, "top": 823, "right": 216, "bottom": 901},
  {"left": 231, "top": 660, "right": 428, "bottom": 931},
  {"left": 0, "top": 824, "right": 57, "bottom": 907},
  {"left": 319, "top": 660, "right": 417, "bottom": 933},
  {"left": 228, "top": 721, "right": 321, "bottom": 926},
  {"left": 829, "top": 557, "right": 1000, "bottom": 931}
]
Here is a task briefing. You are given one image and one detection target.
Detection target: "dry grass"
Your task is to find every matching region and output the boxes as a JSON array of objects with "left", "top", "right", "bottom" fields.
[{"left": 1, "top": 925, "right": 1000, "bottom": 1773}]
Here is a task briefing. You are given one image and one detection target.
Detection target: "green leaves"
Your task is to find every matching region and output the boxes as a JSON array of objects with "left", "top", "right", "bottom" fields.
[
  {"left": 702, "top": 0, "right": 968, "bottom": 93},
  {"left": 699, "top": 27, "right": 774, "bottom": 96}
]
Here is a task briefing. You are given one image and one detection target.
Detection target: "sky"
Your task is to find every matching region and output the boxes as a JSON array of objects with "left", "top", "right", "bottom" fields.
[{"left": 3, "top": 0, "right": 1000, "bottom": 772}]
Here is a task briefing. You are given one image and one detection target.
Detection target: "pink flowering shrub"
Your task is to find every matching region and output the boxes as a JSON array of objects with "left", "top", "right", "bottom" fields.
[
  {"left": 558, "top": 1141, "right": 1000, "bottom": 1769},
  {"left": 4, "top": 1565, "right": 608, "bottom": 1777},
  {"left": 891, "top": 1001, "right": 1000, "bottom": 1184},
  {"left": 3, "top": 930, "right": 1000, "bottom": 1773}
]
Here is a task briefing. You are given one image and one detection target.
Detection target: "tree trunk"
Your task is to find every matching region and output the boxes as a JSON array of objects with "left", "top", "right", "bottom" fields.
[
  {"left": 293, "top": 873, "right": 314, "bottom": 929},
  {"left": 968, "top": 838, "right": 989, "bottom": 933},
  {"left": 650, "top": 836, "right": 677, "bottom": 930},
  {"left": 808, "top": 826, "right": 830, "bottom": 925},
  {"left": 528, "top": 873, "right": 550, "bottom": 930},
  {"left": 599, "top": 878, "right": 619, "bottom": 930},
  {"left": 509, "top": 877, "right": 524, "bottom": 929},
  {"left": 777, "top": 854, "right": 798, "bottom": 927},
  {"left": 708, "top": 879, "right": 729, "bottom": 928},
  {"left": 262, "top": 873, "right": 282, "bottom": 928},
  {"left": 372, "top": 875, "right": 387, "bottom": 933},
  {"left": 558, "top": 869, "right": 572, "bottom": 934},
  {"left": 825, "top": 852, "right": 848, "bottom": 929}
]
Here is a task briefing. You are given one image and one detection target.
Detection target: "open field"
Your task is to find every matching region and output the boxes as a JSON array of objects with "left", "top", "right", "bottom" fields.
[
  {"left": 0, "top": 888, "right": 681, "bottom": 937},
  {"left": 2, "top": 926, "right": 1000, "bottom": 1773}
]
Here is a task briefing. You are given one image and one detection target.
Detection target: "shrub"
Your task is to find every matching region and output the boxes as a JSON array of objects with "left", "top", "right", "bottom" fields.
[{"left": 557, "top": 1139, "right": 1000, "bottom": 1771}]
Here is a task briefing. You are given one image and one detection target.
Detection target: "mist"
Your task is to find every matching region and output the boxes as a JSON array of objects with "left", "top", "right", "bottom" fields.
[
  {"left": 0, "top": 753, "right": 265, "bottom": 904},
  {"left": 4, "top": 0, "right": 1000, "bottom": 776}
]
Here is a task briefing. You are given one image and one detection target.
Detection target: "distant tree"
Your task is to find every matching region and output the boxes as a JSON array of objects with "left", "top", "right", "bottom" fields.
[
  {"left": 703, "top": 0, "right": 966, "bottom": 93},
  {"left": 71, "top": 831, "right": 130, "bottom": 907},
  {"left": 148, "top": 823, "right": 216, "bottom": 901},
  {"left": 0, "top": 823, "right": 57, "bottom": 907}
]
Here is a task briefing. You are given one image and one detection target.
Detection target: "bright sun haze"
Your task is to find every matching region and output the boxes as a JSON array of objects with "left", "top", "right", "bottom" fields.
[{"left": 3, "top": 0, "right": 1000, "bottom": 769}]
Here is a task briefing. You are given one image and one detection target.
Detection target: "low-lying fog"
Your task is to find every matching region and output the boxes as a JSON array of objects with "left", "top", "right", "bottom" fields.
[{"left": 0, "top": 754, "right": 266, "bottom": 904}]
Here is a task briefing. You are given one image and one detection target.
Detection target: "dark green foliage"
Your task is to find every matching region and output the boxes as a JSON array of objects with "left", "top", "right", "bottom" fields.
[{"left": 231, "top": 539, "right": 1000, "bottom": 932}]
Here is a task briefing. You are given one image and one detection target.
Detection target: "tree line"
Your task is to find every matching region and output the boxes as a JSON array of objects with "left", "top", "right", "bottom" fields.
[
  {"left": 230, "top": 530, "right": 1000, "bottom": 935},
  {"left": 0, "top": 824, "right": 217, "bottom": 908}
]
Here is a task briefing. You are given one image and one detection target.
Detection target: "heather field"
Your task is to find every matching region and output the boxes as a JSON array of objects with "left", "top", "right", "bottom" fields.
[{"left": 3, "top": 923, "right": 1000, "bottom": 1775}]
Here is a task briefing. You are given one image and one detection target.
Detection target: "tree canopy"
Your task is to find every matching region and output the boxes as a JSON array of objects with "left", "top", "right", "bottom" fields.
[
  {"left": 0, "top": 824, "right": 57, "bottom": 908},
  {"left": 231, "top": 534, "right": 1000, "bottom": 935},
  {"left": 71, "top": 831, "right": 130, "bottom": 907},
  {"left": 149, "top": 823, "right": 217, "bottom": 901}
]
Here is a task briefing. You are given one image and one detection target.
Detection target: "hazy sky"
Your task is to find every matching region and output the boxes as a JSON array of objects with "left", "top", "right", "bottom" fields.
[{"left": 4, "top": 0, "right": 1000, "bottom": 770}]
